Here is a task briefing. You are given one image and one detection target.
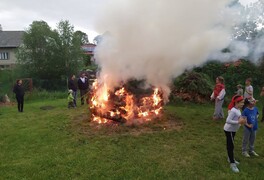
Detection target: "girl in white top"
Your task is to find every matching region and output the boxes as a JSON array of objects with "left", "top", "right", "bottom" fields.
[{"left": 224, "top": 95, "right": 246, "bottom": 173}]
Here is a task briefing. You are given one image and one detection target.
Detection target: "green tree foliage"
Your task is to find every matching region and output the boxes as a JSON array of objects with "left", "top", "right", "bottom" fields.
[
  {"left": 194, "top": 61, "right": 225, "bottom": 81},
  {"left": 194, "top": 60, "right": 262, "bottom": 97},
  {"left": 16, "top": 20, "right": 87, "bottom": 90},
  {"left": 222, "top": 60, "right": 261, "bottom": 95}
]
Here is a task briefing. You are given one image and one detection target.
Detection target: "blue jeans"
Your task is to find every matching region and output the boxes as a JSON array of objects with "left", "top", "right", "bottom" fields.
[
  {"left": 242, "top": 127, "right": 256, "bottom": 153},
  {"left": 72, "top": 91, "right": 77, "bottom": 107}
]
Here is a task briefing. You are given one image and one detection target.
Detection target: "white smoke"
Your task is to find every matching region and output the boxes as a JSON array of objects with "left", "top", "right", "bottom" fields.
[
  {"left": 93, "top": 0, "right": 239, "bottom": 100},
  {"left": 208, "top": 40, "right": 250, "bottom": 61}
]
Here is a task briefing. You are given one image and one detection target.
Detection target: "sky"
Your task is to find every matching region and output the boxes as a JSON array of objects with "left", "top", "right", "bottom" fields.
[{"left": 0, "top": 0, "right": 259, "bottom": 42}]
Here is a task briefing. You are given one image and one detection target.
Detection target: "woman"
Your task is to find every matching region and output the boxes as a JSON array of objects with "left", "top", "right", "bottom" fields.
[
  {"left": 210, "top": 76, "right": 226, "bottom": 120},
  {"left": 13, "top": 79, "right": 25, "bottom": 112}
]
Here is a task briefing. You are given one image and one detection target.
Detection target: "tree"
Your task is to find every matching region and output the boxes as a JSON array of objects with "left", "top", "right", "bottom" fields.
[
  {"left": 17, "top": 21, "right": 60, "bottom": 79},
  {"left": 16, "top": 20, "right": 85, "bottom": 90},
  {"left": 74, "top": 30, "right": 89, "bottom": 44}
]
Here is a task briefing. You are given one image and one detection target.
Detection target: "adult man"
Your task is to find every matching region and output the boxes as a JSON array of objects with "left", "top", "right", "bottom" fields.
[
  {"left": 78, "top": 73, "right": 89, "bottom": 105},
  {"left": 68, "top": 75, "right": 77, "bottom": 107}
]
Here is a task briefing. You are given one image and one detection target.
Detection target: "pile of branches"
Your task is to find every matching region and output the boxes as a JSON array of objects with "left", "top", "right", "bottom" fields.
[{"left": 171, "top": 71, "right": 213, "bottom": 103}]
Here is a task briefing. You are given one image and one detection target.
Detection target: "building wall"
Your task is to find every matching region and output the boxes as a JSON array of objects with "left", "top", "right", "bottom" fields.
[{"left": 0, "top": 47, "right": 17, "bottom": 68}]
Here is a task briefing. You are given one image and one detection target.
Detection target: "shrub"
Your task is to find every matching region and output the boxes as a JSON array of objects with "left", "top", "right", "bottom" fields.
[{"left": 171, "top": 71, "right": 214, "bottom": 103}]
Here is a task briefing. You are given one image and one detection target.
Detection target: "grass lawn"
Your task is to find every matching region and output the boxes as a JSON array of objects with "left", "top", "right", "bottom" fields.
[{"left": 0, "top": 99, "right": 264, "bottom": 179}]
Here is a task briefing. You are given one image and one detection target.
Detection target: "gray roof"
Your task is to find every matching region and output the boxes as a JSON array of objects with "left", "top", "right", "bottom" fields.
[{"left": 0, "top": 31, "right": 24, "bottom": 48}]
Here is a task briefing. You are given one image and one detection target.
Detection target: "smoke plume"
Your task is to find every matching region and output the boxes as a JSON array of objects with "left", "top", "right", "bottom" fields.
[{"left": 93, "top": 0, "right": 236, "bottom": 100}]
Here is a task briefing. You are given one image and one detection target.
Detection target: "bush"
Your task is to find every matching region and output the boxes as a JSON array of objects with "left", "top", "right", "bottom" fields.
[
  {"left": 171, "top": 71, "right": 214, "bottom": 103},
  {"left": 194, "top": 61, "right": 225, "bottom": 81}
]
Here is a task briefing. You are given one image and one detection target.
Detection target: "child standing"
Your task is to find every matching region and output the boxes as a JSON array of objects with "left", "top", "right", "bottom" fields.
[
  {"left": 211, "top": 76, "right": 226, "bottom": 120},
  {"left": 236, "top": 84, "right": 243, "bottom": 96},
  {"left": 224, "top": 95, "right": 246, "bottom": 173},
  {"left": 242, "top": 98, "right": 259, "bottom": 157},
  {"left": 68, "top": 89, "right": 75, "bottom": 108},
  {"left": 243, "top": 78, "right": 253, "bottom": 111}
]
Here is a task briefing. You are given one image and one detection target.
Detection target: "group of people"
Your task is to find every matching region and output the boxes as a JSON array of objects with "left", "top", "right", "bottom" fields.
[
  {"left": 12, "top": 73, "right": 90, "bottom": 112},
  {"left": 211, "top": 77, "right": 264, "bottom": 173},
  {"left": 67, "top": 73, "right": 89, "bottom": 108}
]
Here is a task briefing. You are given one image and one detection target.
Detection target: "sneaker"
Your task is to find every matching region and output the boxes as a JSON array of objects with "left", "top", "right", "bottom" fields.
[
  {"left": 227, "top": 158, "right": 240, "bottom": 165},
  {"left": 249, "top": 151, "right": 259, "bottom": 157},
  {"left": 230, "top": 163, "right": 239, "bottom": 173},
  {"left": 242, "top": 152, "right": 250, "bottom": 157}
]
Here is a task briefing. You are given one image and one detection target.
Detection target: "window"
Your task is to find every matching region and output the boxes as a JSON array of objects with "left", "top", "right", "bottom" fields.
[{"left": 0, "top": 52, "right": 9, "bottom": 60}]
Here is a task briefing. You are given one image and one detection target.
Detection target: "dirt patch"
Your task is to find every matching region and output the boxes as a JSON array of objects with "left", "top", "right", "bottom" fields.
[
  {"left": 40, "top": 106, "right": 56, "bottom": 110},
  {"left": 70, "top": 110, "right": 183, "bottom": 137},
  {"left": 0, "top": 102, "right": 15, "bottom": 107}
]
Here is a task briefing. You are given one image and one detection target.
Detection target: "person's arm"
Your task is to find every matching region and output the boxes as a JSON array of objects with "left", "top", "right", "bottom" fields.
[
  {"left": 226, "top": 110, "right": 239, "bottom": 125},
  {"left": 244, "top": 111, "right": 253, "bottom": 128},
  {"left": 217, "top": 89, "right": 226, "bottom": 100},
  {"left": 245, "top": 123, "right": 253, "bottom": 128},
  {"left": 210, "top": 92, "right": 215, "bottom": 100}
]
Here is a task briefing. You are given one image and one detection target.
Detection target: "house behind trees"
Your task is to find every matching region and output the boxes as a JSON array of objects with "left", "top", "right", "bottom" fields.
[{"left": 0, "top": 28, "right": 24, "bottom": 69}]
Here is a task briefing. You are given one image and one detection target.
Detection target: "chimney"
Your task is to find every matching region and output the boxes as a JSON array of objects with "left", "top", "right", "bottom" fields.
[{"left": 0, "top": 24, "right": 2, "bottom": 31}]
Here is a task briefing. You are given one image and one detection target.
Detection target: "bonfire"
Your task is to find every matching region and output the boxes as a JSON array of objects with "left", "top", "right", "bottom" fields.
[{"left": 89, "top": 79, "right": 164, "bottom": 124}]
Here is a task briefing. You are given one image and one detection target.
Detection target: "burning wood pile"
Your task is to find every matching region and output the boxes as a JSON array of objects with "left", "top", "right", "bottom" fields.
[{"left": 89, "top": 80, "right": 164, "bottom": 124}]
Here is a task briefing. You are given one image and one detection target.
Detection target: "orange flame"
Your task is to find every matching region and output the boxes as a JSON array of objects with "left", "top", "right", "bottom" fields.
[{"left": 89, "top": 81, "right": 163, "bottom": 124}]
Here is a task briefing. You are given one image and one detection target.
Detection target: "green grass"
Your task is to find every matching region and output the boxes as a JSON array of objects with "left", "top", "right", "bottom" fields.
[{"left": 0, "top": 99, "right": 264, "bottom": 179}]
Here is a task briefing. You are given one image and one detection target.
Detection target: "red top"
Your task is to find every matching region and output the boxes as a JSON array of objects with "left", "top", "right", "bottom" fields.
[{"left": 213, "top": 83, "right": 225, "bottom": 98}]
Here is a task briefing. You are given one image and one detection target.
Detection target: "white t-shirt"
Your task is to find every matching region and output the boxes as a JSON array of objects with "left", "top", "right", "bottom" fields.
[
  {"left": 224, "top": 107, "right": 241, "bottom": 132},
  {"left": 244, "top": 85, "right": 253, "bottom": 99}
]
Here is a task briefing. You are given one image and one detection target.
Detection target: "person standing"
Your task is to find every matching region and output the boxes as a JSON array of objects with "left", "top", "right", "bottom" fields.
[
  {"left": 224, "top": 95, "right": 246, "bottom": 173},
  {"left": 67, "top": 89, "right": 75, "bottom": 108},
  {"left": 244, "top": 78, "right": 253, "bottom": 99},
  {"left": 235, "top": 84, "right": 243, "bottom": 96},
  {"left": 211, "top": 76, "right": 226, "bottom": 120},
  {"left": 13, "top": 79, "right": 25, "bottom": 112},
  {"left": 78, "top": 73, "right": 89, "bottom": 105},
  {"left": 241, "top": 98, "right": 259, "bottom": 157},
  {"left": 243, "top": 78, "right": 253, "bottom": 110},
  {"left": 68, "top": 74, "right": 77, "bottom": 107}
]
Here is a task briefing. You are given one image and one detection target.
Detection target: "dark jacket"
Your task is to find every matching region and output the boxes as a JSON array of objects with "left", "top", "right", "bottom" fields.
[
  {"left": 78, "top": 77, "right": 89, "bottom": 90},
  {"left": 13, "top": 84, "right": 25, "bottom": 97},
  {"left": 68, "top": 79, "right": 77, "bottom": 91}
]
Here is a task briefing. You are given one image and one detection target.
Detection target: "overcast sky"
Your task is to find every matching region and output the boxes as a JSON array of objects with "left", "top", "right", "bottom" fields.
[{"left": 0, "top": 0, "right": 259, "bottom": 42}]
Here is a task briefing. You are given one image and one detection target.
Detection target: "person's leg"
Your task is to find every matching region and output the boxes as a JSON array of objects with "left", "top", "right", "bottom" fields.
[
  {"left": 16, "top": 96, "right": 20, "bottom": 112},
  {"left": 21, "top": 96, "right": 24, "bottom": 112},
  {"left": 213, "top": 99, "right": 218, "bottom": 119},
  {"left": 249, "top": 130, "right": 256, "bottom": 153},
  {"left": 73, "top": 91, "right": 77, "bottom": 107},
  {"left": 80, "top": 90, "right": 84, "bottom": 105},
  {"left": 242, "top": 127, "right": 250, "bottom": 153},
  {"left": 214, "top": 99, "right": 224, "bottom": 119},
  {"left": 225, "top": 131, "right": 235, "bottom": 163},
  {"left": 219, "top": 99, "right": 224, "bottom": 119},
  {"left": 85, "top": 89, "right": 89, "bottom": 104}
]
